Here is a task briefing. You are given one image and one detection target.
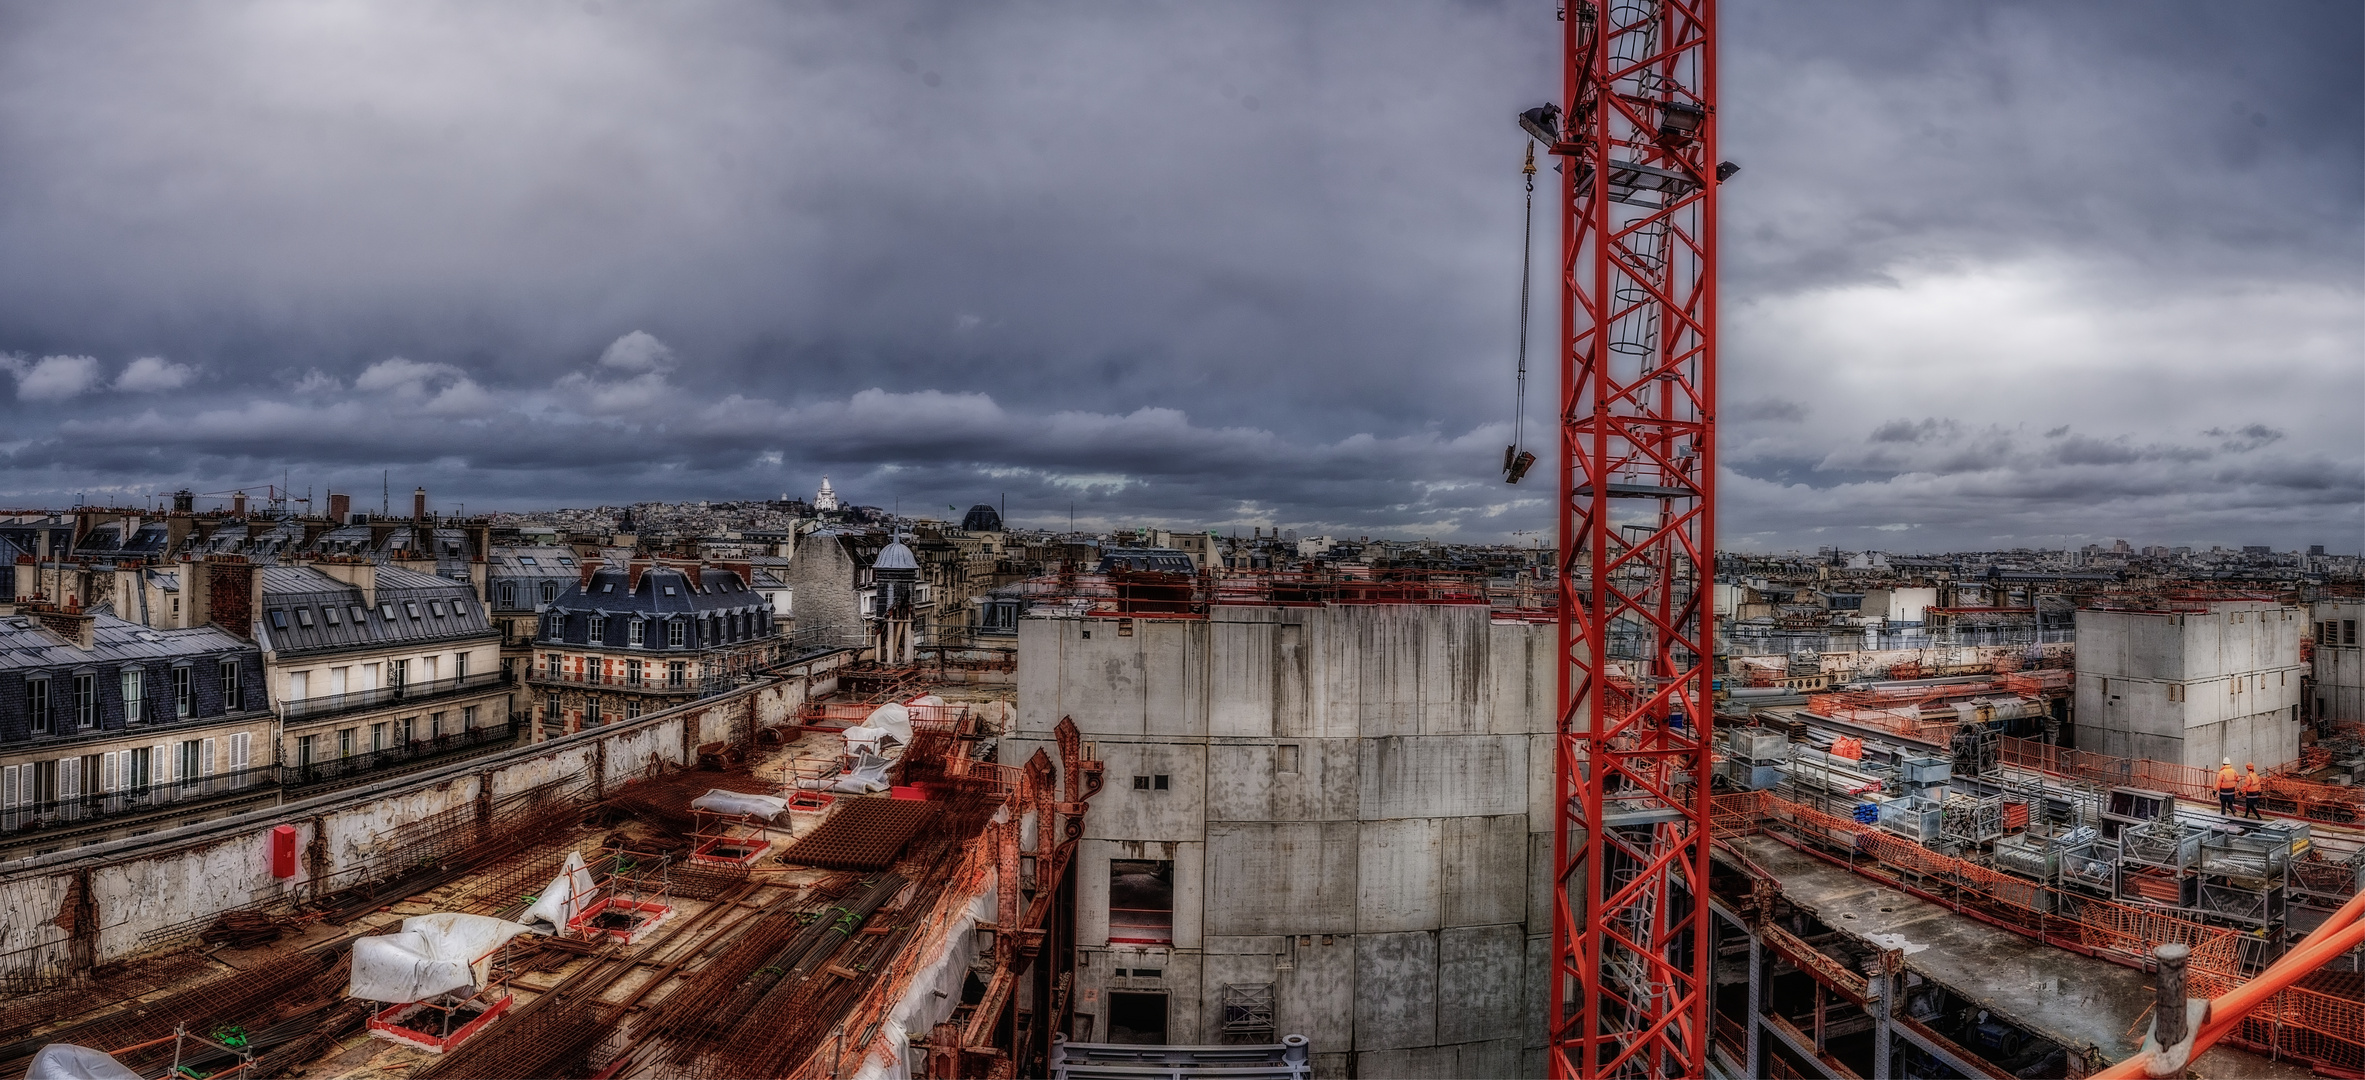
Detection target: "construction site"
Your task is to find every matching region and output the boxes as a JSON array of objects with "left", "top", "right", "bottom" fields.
[
  {"left": 0, "top": 2, "right": 2360, "bottom": 1079},
  {"left": 0, "top": 654, "right": 1154, "bottom": 1080}
]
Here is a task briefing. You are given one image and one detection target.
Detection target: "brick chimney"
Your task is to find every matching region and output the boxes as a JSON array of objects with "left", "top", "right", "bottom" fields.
[
  {"left": 232, "top": 491, "right": 247, "bottom": 517},
  {"left": 413, "top": 486, "right": 427, "bottom": 522},
  {"left": 328, "top": 492, "right": 351, "bottom": 523}
]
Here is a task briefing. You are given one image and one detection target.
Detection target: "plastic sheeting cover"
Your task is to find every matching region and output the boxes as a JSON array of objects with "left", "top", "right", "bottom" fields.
[
  {"left": 349, "top": 913, "right": 540, "bottom": 1004},
  {"left": 865, "top": 701, "right": 915, "bottom": 744},
  {"left": 848, "top": 882, "right": 996, "bottom": 1080},
  {"left": 25, "top": 1045, "right": 142, "bottom": 1080},
  {"left": 521, "top": 851, "right": 599, "bottom": 935},
  {"left": 691, "top": 789, "right": 788, "bottom": 820}
]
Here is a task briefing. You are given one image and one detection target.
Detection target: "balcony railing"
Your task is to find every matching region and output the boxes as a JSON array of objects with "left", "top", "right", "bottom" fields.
[
  {"left": 1, "top": 765, "right": 277, "bottom": 837},
  {"left": 278, "top": 671, "right": 515, "bottom": 723},
  {"left": 282, "top": 720, "right": 524, "bottom": 791}
]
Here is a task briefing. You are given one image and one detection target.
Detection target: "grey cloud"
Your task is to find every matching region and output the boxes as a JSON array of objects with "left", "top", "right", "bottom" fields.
[{"left": 0, "top": 1, "right": 2354, "bottom": 549}]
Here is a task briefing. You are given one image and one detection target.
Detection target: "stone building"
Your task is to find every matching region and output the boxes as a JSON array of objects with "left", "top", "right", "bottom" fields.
[
  {"left": 1005, "top": 599, "right": 1557, "bottom": 1077},
  {"left": 0, "top": 604, "right": 270, "bottom": 859},
  {"left": 256, "top": 561, "right": 510, "bottom": 782},
  {"left": 527, "top": 562, "right": 782, "bottom": 736}
]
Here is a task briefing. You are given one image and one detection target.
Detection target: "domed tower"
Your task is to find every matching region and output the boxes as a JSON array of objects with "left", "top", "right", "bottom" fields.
[
  {"left": 814, "top": 477, "right": 840, "bottom": 513},
  {"left": 870, "top": 538, "right": 919, "bottom": 664}
]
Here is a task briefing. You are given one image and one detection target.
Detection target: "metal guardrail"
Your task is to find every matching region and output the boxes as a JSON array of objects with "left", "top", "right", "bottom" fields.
[
  {"left": 1, "top": 765, "right": 277, "bottom": 836},
  {"left": 278, "top": 671, "right": 514, "bottom": 722},
  {"left": 282, "top": 721, "right": 524, "bottom": 791}
]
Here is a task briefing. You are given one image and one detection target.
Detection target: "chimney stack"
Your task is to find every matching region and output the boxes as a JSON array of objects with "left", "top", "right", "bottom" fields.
[
  {"left": 172, "top": 489, "right": 195, "bottom": 514},
  {"left": 232, "top": 491, "right": 248, "bottom": 517},
  {"left": 328, "top": 492, "right": 351, "bottom": 523},
  {"left": 414, "top": 486, "right": 427, "bottom": 522}
]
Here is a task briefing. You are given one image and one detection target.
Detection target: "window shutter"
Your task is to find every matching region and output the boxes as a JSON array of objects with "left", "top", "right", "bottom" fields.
[
  {"left": 153, "top": 742, "right": 172, "bottom": 786},
  {"left": 3, "top": 765, "right": 18, "bottom": 808},
  {"left": 102, "top": 752, "right": 118, "bottom": 794},
  {"left": 201, "top": 738, "right": 216, "bottom": 778},
  {"left": 60, "top": 757, "right": 80, "bottom": 799},
  {"left": 232, "top": 733, "right": 250, "bottom": 775}
]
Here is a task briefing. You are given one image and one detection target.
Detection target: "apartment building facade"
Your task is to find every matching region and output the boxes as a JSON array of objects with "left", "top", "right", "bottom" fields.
[
  {"left": 528, "top": 562, "right": 783, "bottom": 737},
  {"left": 0, "top": 605, "right": 271, "bottom": 856},
  {"left": 254, "top": 561, "right": 510, "bottom": 783}
]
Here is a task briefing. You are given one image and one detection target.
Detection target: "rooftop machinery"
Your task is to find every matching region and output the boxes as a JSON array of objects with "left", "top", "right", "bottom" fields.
[{"left": 1530, "top": 1, "right": 1730, "bottom": 1076}]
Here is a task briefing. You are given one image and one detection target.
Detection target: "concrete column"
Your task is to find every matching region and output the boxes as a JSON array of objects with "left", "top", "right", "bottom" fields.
[
  {"left": 1864, "top": 956, "right": 1892, "bottom": 1080},
  {"left": 2153, "top": 943, "right": 2189, "bottom": 1050},
  {"left": 1745, "top": 931, "right": 1764, "bottom": 1078}
]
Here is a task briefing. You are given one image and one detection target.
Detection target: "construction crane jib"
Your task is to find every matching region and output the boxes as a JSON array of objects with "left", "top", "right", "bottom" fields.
[{"left": 1528, "top": 1, "right": 1732, "bottom": 1076}]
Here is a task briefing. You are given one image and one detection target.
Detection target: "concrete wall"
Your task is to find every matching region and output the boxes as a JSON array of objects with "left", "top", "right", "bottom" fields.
[
  {"left": 1012, "top": 604, "right": 1558, "bottom": 1078},
  {"left": 2076, "top": 602, "right": 2304, "bottom": 769},
  {"left": 0, "top": 655, "right": 849, "bottom": 986},
  {"left": 2312, "top": 600, "right": 2365, "bottom": 724}
]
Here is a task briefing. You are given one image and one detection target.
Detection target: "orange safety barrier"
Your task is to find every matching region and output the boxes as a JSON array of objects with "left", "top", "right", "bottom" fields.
[
  {"left": 1713, "top": 791, "right": 2365, "bottom": 1078},
  {"left": 1999, "top": 736, "right": 2365, "bottom": 826}
]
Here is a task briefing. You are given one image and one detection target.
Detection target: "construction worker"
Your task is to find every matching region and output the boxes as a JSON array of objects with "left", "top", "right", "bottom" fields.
[
  {"left": 2217, "top": 757, "right": 2239, "bottom": 815},
  {"left": 2242, "top": 762, "right": 2265, "bottom": 819}
]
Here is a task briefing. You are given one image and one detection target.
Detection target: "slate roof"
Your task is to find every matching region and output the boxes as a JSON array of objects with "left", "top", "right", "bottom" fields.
[
  {"left": 253, "top": 565, "right": 495, "bottom": 658},
  {"left": 0, "top": 611, "right": 254, "bottom": 672}
]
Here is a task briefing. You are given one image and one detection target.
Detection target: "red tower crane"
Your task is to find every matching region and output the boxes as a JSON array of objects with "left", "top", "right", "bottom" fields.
[{"left": 1525, "top": 1, "right": 1725, "bottom": 1075}]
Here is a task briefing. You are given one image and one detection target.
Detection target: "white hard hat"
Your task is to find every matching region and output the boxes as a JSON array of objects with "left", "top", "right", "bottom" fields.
[{"left": 2222, "top": 757, "right": 2232, "bottom": 766}]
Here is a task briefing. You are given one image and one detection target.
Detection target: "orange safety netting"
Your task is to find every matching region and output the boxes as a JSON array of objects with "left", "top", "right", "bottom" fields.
[{"left": 1710, "top": 791, "right": 2365, "bottom": 1077}]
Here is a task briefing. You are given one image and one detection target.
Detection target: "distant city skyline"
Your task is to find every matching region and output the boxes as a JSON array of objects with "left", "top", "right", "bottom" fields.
[{"left": 0, "top": 2, "right": 2356, "bottom": 549}]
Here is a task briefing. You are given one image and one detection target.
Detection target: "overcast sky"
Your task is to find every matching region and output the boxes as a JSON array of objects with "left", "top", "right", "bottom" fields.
[{"left": 0, "top": 1, "right": 2356, "bottom": 551}]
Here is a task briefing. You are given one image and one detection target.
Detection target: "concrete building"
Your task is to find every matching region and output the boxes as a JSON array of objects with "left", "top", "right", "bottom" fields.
[
  {"left": 256, "top": 561, "right": 510, "bottom": 782},
  {"left": 0, "top": 604, "right": 270, "bottom": 859},
  {"left": 2074, "top": 600, "right": 2305, "bottom": 769},
  {"left": 2311, "top": 598, "right": 2363, "bottom": 724},
  {"left": 1008, "top": 599, "right": 1556, "bottom": 1078}
]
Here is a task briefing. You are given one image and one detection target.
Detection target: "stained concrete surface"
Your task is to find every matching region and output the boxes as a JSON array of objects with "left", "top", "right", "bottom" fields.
[{"left": 1730, "top": 835, "right": 2313, "bottom": 1079}]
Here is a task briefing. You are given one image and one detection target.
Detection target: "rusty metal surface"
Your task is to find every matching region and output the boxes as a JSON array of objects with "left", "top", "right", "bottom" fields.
[{"left": 781, "top": 797, "right": 937, "bottom": 870}]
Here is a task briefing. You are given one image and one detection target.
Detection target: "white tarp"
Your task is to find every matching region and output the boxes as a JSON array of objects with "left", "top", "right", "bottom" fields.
[
  {"left": 842, "top": 725, "right": 891, "bottom": 756},
  {"left": 865, "top": 701, "right": 915, "bottom": 744},
  {"left": 520, "top": 851, "right": 598, "bottom": 934},
  {"left": 849, "top": 879, "right": 997, "bottom": 1080},
  {"left": 349, "top": 913, "right": 539, "bottom": 1003},
  {"left": 691, "top": 789, "right": 788, "bottom": 820},
  {"left": 25, "top": 1045, "right": 142, "bottom": 1080},
  {"left": 796, "top": 753, "right": 892, "bottom": 795}
]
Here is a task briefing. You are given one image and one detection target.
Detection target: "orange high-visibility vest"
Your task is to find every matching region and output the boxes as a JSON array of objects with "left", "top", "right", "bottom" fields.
[
  {"left": 2218, "top": 765, "right": 2238, "bottom": 792},
  {"left": 2242, "top": 770, "right": 2262, "bottom": 795}
]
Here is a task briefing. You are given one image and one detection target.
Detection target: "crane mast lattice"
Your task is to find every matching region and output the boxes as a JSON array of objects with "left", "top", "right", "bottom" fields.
[{"left": 1542, "top": 0, "right": 1721, "bottom": 1075}]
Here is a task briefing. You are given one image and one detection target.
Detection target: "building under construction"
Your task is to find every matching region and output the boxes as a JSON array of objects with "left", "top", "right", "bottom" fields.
[{"left": 0, "top": 656, "right": 1138, "bottom": 1080}]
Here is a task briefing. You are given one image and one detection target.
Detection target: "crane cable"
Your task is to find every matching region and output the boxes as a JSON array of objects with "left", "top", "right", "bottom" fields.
[{"left": 1504, "top": 142, "right": 1539, "bottom": 485}]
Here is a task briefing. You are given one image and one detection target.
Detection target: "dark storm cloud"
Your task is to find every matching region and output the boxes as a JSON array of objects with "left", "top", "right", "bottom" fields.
[{"left": 0, "top": 1, "right": 2355, "bottom": 548}]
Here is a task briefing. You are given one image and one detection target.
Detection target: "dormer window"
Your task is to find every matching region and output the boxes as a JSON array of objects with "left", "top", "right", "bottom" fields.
[
  {"left": 628, "top": 620, "right": 644, "bottom": 647},
  {"left": 296, "top": 608, "right": 315, "bottom": 628},
  {"left": 380, "top": 603, "right": 396, "bottom": 620},
  {"left": 404, "top": 601, "right": 421, "bottom": 619},
  {"left": 588, "top": 615, "right": 606, "bottom": 642},
  {"left": 269, "top": 609, "right": 288, "bottom": 630},
  {"left": 429, "top": 600, "right": 447, "bottom": 617},
  {"left": 667, "top": 620, "right": 686, "bottom": 648},
  {"left": 500, "top": 582, "right": 517, "bottom": 606},
  {"left": 541, "top": 582, "right": 559, "bottom": 603},
  {"left": 324, "top": 606, "right": 340, "bottom": 626}
]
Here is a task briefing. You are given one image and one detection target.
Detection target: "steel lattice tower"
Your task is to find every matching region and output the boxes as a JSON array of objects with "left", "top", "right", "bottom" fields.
[{"left": 1544, "top": 0, "right": 1719, "bottom": 1075}]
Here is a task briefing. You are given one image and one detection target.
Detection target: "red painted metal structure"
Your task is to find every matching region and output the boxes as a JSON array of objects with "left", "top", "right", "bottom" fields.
[{"left": 1543, "top": 1, "right": 1723, "bottom": 1075}]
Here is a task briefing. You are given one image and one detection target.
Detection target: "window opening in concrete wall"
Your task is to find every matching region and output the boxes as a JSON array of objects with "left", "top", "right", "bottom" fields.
[
  {"left": 1154, "top": 774, "right": 1170, "bottom": 790},
  {"left": 1108, "top": 859, "right": 1174, "bottom": 945},
  {"left": 1106, "top": 992, "right": 1168, "bottom": 1045}
]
